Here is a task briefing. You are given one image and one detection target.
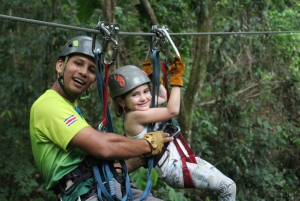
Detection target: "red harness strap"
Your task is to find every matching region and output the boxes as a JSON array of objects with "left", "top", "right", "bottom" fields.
[
  {"left": 100, "top": 62, "right": 110, "bottom": 126},
  {"left": 161, "top": 61, "right": 170, "bottom": 101},
  {"left": 173, "top": 134, "right": 197, "bottom": 188},
  {"left": 161, "top": 60, "right": 196, "bottom": 188}
]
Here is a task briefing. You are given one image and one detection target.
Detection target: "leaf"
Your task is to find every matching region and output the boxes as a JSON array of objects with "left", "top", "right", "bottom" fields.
[
  {"left": 151, "top": 169, "right": 159, "bottom": 186},
  {"left": 276, "top": 125, "right": 282, "bottom": 132},
  {"left": 263, "top": 121, "right": 270, "bottom": 129},
  {"left": 76, "top": 0, "right": 98, "bottom": 23},
  {"left": 257, "top": 117, "right": 262, "bottom": 126}
]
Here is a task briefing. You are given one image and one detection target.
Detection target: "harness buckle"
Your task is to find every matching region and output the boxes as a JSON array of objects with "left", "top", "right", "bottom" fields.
[{"left": 170, "top": 126, "right": 181, "bottom": 138}]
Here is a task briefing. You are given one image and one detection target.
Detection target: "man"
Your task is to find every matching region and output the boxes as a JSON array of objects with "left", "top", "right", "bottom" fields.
[{"left": 30, "top": 36, "right": 172, "bottom": 201}]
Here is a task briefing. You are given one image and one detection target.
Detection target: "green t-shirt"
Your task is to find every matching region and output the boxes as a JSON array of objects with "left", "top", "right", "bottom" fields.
[{"left": 30, "top": 89, "right": 90, "bottom": 190}]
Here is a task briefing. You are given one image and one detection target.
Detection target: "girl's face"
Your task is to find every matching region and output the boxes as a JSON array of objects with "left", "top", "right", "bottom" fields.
[{"left": 124, "top": 84, "right": 152, "bottom": 111}]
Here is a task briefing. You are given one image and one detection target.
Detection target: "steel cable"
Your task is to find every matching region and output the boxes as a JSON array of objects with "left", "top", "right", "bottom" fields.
[{"left": 1, "top": 14, "right": 300, "bottom": 36}]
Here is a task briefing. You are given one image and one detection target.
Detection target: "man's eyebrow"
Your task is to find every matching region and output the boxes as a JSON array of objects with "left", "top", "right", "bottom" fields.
[{"left": 76, "top": 57, "right": 96, "bottom": 68}]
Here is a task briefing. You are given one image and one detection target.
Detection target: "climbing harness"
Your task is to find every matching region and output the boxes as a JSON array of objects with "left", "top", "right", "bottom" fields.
[
  {"left": 92, "top": 21, "right": 134, "bottom": 201},
  {"left": 146, "top": 25, "right": 198, "bottom": 188},
  {"left": 92, "top": 21, "right": 161, "bottom": 201}
]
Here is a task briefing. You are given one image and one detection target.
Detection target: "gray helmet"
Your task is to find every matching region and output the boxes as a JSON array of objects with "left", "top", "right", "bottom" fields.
[
  {"left": 59, "top": 36, "right": 102, "bottom": 58},
  {"left": 109, "top": 65, "right": 150, "bottom": 99}
]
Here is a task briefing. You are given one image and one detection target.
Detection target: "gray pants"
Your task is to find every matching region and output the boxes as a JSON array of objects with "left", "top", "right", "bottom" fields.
[{"left": 80, "top": 179, "right": 162, "bottom": 201}]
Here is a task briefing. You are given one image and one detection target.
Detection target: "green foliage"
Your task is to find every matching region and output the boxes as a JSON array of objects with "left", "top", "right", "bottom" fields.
[
  {"left": 76, "top": 0, "right": 100, "bottom": 23},
  {"left": 1, "top": 0, "right": 300, "bottom": 200},
  {"left": 130, "top": 168, "right": 188, "bottom": 201}
]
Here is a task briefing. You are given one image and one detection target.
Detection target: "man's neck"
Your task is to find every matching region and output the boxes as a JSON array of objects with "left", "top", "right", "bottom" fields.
[{"left": 51, "top": 79, "right": 77, "bottom": 103}]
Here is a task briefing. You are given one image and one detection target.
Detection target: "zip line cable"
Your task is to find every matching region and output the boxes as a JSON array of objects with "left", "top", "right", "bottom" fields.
[{"left": 1, "top": 14, "right": 300, "bottom": 36}]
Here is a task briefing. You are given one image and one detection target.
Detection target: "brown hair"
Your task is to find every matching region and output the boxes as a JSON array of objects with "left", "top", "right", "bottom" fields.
[{"left": 112, "top": 95, "right": 129, "bottom": 117}]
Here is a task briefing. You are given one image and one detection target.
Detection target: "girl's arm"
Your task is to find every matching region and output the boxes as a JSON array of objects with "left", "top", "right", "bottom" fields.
[
  {"left": 154, "top": 84, "right": 167, "bottom": 105},
  {"left": 127, "top": 85, "right": 181, "bottom": 125},
  {"left": 129, "top": 56, "right": 185, "bottom": 125}
]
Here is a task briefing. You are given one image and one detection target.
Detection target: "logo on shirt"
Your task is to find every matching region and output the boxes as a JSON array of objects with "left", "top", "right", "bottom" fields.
[{"left": 64, "top": 115, "right": 77, "bottom": 126}]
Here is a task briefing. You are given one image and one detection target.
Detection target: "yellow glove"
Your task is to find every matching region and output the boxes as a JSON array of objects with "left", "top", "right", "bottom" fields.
[
  {"left": 142, "top": 131, "right": 165, "bottom": 157},
  {"left": 141, "top": 60, "right": 163, "bottom": 85},
  {"left": 168, "top": 55, "right": 185, "bottom": 87}
]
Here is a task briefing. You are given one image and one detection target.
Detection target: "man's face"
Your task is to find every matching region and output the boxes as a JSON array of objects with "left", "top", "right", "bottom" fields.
[{"left": 56, "top": 54, "right": 96, "bottom": 99}]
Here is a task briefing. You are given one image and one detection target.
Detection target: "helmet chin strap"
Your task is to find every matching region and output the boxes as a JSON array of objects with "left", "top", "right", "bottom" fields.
[
  {"left": 58, "top": 75, "right": 76, "bottom": 103},
  {"left": 80, "top": 90, "right": 90, "bottom": 100}
]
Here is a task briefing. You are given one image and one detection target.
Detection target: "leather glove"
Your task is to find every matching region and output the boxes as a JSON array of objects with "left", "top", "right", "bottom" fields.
[
  {"left": 168, "top": 55, "right": 185, "bottom": 87},
  {"left": 141, "top": 60, "right": 163, "bottom": 85},
  {"left": 142, "top": 131, "right": 165, "bottom": 157}
]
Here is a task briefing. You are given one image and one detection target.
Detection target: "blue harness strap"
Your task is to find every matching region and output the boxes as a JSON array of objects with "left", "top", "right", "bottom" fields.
[
  {"left": 93, "top": 49, "right": 133, "bottom": 201},
  {"left": 136, "top": 49, "right": 161, "bottom": 201}
]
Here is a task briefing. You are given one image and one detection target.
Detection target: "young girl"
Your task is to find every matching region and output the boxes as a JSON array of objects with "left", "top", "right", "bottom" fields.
[{"left": 108, "top": 56, "right": 236, "bottom": 201}]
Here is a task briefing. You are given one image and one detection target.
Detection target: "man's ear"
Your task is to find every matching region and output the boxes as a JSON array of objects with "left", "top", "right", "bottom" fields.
[
  {"left": 56, "top": 60, "right": 64, "bottom": 74},
  {"left": 89, "top": 82, "right": 96, "bottom": 89}
]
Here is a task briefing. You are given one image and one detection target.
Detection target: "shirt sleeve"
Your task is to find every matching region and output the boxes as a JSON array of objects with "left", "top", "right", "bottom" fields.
[{"left": 34, "top": 97, "right": 90, "bottom": 151}]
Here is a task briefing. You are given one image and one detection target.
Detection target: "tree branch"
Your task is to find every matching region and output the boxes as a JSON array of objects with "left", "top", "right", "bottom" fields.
[
  {"left": 139, "top": 0, "right": 158, "bottom": 25},
  {"left": 200, "top": 80, "right": 282, "bottom": 106}
]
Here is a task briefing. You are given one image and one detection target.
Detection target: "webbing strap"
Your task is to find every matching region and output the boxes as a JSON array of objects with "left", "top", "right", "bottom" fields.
[
  {"left": 93, "top": 165, "right": 114, "bottom": 201},
  {"left": 151, "top": 49, "right": 161, "bottom": 107},
  {"left": 177, "top": 134, "right": 197, "bottom": 163},
  {"left": 173, "top": 134, "right": 197, "bottom": 188},
  {"left": 137, "top": 49, "right": 162, "bottom": 201},
  {"left": 99, "top": 62, "right": 109, "bottom": 127},
  {"left": 94, "top": 49, "right": 133, "bottom": 201},
  {"left": 95, "top": 54, "right": 114, "bottom": 132},
  {"left": 160, "top": 61, "right": 170, "bottom": 101}
]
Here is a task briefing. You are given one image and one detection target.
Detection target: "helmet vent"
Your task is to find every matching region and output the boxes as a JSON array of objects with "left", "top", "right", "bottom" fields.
[{"left": 110, "top": 74, "right": 125, "bottom": 88}]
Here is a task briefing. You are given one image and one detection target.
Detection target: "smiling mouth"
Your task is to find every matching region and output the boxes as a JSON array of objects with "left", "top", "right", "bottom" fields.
[
  {"left": 139, "top": 102, "right": 149, "bottom": 106},
  {"left": 73, "top": 78, "right": 85, "bottom": 85}
]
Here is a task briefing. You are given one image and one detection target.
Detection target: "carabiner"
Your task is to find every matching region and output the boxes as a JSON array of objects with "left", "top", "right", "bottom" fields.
[
  {"left": 98, "top": 122, "right": 107, "bottom": 133},
  {"left": 161, "top": 26, "right": 180, "bottom": 57},
  {"left": 108, "top": 37, "right": 118, "bottom": 66},
  {"left": 170, "top": 126, "right": 181, "bottom": 138}
]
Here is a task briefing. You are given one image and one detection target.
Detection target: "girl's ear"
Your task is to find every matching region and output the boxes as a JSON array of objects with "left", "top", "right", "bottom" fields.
[{"left": 116, "top": 97, "right": 126, "bottom": 107}]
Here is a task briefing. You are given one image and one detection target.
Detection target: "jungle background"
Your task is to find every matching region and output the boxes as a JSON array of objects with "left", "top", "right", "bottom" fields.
[{"left": 1, "top": 0, "right": 300, "bottom": 200}]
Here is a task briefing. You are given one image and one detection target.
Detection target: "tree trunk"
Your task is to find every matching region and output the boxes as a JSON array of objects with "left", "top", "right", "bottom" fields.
[
  {"left": 178, "top": 2, "right": 213, "bottom": 145},
  {"left": 139, "top": 0, "right": 158, "bottom": 25},
  {"left": 102, "top": 0, "right": 116, "bottom": 22}
]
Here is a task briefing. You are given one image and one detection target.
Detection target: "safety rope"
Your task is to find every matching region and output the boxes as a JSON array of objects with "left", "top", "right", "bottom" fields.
[
  {"left": 92, "top": 22, "right": 133, "bottom": 201},
  {"left": 1, "top": 14, "right": 300, "bottom": 36},
  {"left": 148, "top": 27, "right": 198, "bottom": 189}
]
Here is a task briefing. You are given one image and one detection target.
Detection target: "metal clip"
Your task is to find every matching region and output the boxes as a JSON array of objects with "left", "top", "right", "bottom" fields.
[
  {"left": 93, "top": 21, "right": 119, "bottom": 63},
  {"left": 151, "top": 25, "right": 168, "bottom": 50},
  {"left": 108, "top": 37, "right": 118, "bottom": 66},
  {"left": 98, "top": 122, "right": 107, "bottom": 133},
  {"left": 145, "top": 25, "right": 169, "bottom": 60},
  {"left": 160, "top": 26, "right": 180, "bottom": 57},
  {"left": 170, "top": 126, "right": 181, "bottom": 138}
]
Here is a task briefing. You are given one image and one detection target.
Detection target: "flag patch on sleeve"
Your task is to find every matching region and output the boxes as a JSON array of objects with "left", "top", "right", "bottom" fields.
[{"left": 64, "top": 115, "right": 77, "bottom": 126}]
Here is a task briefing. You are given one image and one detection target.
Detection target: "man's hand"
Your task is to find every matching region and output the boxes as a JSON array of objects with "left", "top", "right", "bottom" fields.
[{"left": 142, "top": 131, "right": 173, "bottom": 157}]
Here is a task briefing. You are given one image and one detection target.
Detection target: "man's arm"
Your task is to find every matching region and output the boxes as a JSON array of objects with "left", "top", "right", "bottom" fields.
[
  {"left": 114, "top": 156, "right": 146, "bottom": 173},
  {"left": 69, "top": 126, "right": 172, "bottom": 160}
]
